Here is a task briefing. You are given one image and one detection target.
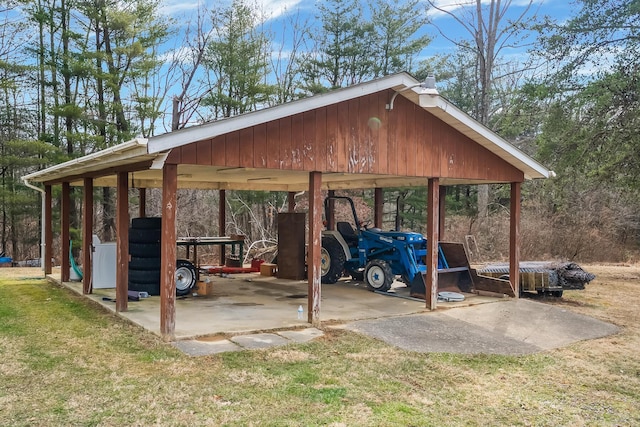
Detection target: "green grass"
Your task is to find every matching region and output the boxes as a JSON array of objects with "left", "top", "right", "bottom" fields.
[{"left": 1, "top": 274, "right": 639, "bottom": 426}]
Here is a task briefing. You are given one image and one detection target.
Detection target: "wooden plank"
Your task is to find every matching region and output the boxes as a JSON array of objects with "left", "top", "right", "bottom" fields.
[
  {"left": 420, "top": 112, "right": 433, "bottom": 177},
  {"left": 510, "top": 182, "right": 521, "bottom": 297},
  {"left": 44, "top": 185, "right": 52, "bottom": 275},
  {"left": 279, "top": 116, "right": 292, "bottom": 170},
  {"left": 265, "top": 120, "right": 280, "bottom": 169},
  {"left": 325, "top": 104, "right": 338, "bottom": 171},
  {"left": 291, "top": 113, "right": 304, "bottom": 169},
  {"left": 61, "top": 182, "right": 70, "bottom": 283},
  {"left": 253, "top": 123, "right": 267, "bottom": 168},
  {"left": 405, "top": 104, "right": 417, "bottom": 176},
  {"left": 196, "top": 139, "right": 212, "bottom": 166},
  {"left": 426, "top": 178, "right": 440, "bottom": 310},
  {"left": 386, "top": 96, "right": 398, "bottom": 175},
  {"left": 308, "top": 171, "right": 322, "bottom": 326},
  {"left": 396, "top": 98, "right": 408, "bottom": 176},
  {"left": 181, "top": 144, "right": 197, "bottom": 164},
  {"left": 348, "top": 97, "right": 362, "bottom": 173},
  {"left": 160, "top": 164, "right": 177, "bottom": 340},
  {"left": 239, "top": 127, "right": 254, "bottom": 168},
  {"left": 226, "top": 131, "right": 240, "bottom": 167},
  {"left": 303, "top": 110, "right": 316, "bottom": 171},
  {"left": 115, "top": 172, "right": 129, "bottom": 313},
  {"left": 82, "top": 178, "right": 93, "bottom": 294},
  {"left": 336, "top": 101, "right": 349, "bottom": 172},
  {"left": 212, "top": 135, "right": 226, "bottom": 166},
  {"left": 376, "top": 91, "right": 389, "bottom": 175},
  {"left": 315, "top": 107, "right": 327, "bottom": 171}
]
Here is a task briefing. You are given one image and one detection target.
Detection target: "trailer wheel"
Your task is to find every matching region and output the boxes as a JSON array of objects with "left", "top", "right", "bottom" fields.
[
  {"left": 321, "top": 237, "right": 346, "bottom": 284},
  {"left": 365, "top": 259, "right": 393, "bottom": 292},
  {"left": 552, "top": 290, "right": 563, "bottom": 297},
  {"left": 175, "top": 259, "right": 197, "bottom": 296}
]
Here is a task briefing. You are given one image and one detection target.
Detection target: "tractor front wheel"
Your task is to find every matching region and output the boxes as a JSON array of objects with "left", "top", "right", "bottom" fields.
[
  {"left": 365, "top": 259, "right": 393, "bottom": 292},
  {"left": 321, "top": 237, "right": 346, "bottom": 284}
]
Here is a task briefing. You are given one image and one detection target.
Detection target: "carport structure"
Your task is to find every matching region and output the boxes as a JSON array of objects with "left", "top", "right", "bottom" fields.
[{"left": 23, "top": 72, "right": 552, "bottom": 341}]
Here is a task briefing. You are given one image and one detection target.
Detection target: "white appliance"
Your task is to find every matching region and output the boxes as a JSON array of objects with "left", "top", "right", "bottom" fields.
[{"left": 92, "top": 235, "right": 116, "bottom": 289}]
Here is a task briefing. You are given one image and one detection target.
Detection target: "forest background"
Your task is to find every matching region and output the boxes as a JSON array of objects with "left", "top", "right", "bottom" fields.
[{"left": 1, "top": 0, "right": 638, "bottom": 265}]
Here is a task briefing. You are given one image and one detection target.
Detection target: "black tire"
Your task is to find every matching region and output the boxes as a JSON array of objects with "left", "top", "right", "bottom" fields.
[
  {"left": 321, "top": 237, "right": 346, "bottom": 284},
  {"left": 129, "top": 281, "right": 160, "bottom": 296},
  {"left": 129, "top": 257, "right": 161, "bottom": 271},
  {"left": 347, "top": 268, "right": 365, "bottom": 281},
  {"left": 365, "top": 259, "right": 394, "bottom": 292},
  {"left": 128, "top": 268, "right": 160, "bottom": 284},
  {"left": 175, "top": 259, "right": 197, "bottom": 296},
  {"left": 129, "top": 243, "right": 161, "bottom": 258},
  {"left": 552, "top": 290, "right": 564, "bottom": 297},
  {"left": 129, "top": 228, "right": 161, "bottom": 244},
  {"left": 131, "top": 217, "right": 162, "bottom": 230}
]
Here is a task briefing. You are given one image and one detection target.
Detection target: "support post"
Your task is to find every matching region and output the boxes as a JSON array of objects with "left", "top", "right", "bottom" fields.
[
  {"left": 510, "top": 182, "right": 521, "bottom": 298},
  {"left": 82, "top": 178, "right": 93, "bottom": 294},
  {"left": 61, "top": 182, "right": 70, "bottom": 282},
  {"left": 426, "top": 178, "right": 440, "bottom": 310},
  {"left": 161, "top": 164, "right": 178, "bottom": 341},
  {"left": 439, "top": 186, "right": 446, "bottom": 240},
  {"left": 138, "top": 188, "right": 146, "bottom": 218},
  {"left": 288, "top": 191, "right": 296, "bottom": 212},
  {"left": 115, "top": 172, "right": 129, "bottom": 312},
  {"left": 44, "top": 185, "right": 52, "bottom": 275},
  {"left": 308, "top": 171, "right": 322, "bottom": 326},
  {"left": 374, "top": 187, "right": 383, "bottom": 228},
  {"left": 219, "top": 189, "right": 226, "bottom": 265}
]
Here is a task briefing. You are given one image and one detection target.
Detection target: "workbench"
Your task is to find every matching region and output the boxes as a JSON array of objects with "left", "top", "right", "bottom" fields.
[{"left": 177, "top": 236, "right": 245, "bottom": 268}]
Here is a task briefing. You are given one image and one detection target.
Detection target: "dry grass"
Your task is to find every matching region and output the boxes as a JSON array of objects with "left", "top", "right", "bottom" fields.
[{"left": 0, "top": 265, "right": 639, "bottom": 426}]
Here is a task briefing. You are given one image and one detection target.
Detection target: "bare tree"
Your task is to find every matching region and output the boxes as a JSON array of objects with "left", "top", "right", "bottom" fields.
[{"left": 427, "top": 0, "right": 540, "bottom": 217}]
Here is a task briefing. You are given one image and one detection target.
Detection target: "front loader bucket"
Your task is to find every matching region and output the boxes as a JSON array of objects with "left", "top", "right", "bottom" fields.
[{"left": 409, "top": 273, "right": 427, "bottom": 299}]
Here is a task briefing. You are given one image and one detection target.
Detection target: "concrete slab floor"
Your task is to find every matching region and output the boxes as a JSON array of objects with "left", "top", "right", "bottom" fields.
[{"left": 49, "top": 272, "right": 499, "bottom": 341}]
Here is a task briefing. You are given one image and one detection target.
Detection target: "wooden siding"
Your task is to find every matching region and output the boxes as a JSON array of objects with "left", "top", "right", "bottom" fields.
[{"left": 166, "top": 90, "right": 524, "bottom": 182}]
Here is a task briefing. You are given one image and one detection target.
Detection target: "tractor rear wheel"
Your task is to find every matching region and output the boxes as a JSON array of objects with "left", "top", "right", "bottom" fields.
[
  {"left": 365, "top": 259, "right": 393, "bottom": 292},
  {"left": 321, "top": 237, "right": 346, "bottom": 284}
]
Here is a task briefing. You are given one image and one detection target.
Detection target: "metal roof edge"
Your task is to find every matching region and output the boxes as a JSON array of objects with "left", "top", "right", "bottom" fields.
[
  {"left": 22, "top": 137, "right": 149, "bottom": 183},
  {"left": 147, "top": 73, "right": 419, "bottom": 154}
]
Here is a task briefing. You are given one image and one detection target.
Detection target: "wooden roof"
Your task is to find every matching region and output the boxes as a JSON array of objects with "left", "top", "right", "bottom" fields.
[{"left": 23, "top": 73, "right": 552, "bottom": 189}]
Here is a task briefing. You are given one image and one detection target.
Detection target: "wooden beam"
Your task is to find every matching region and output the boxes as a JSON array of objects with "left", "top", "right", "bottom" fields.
[
  {"left": 439, "top": 185, "right": 447, "bottom": 240},
  {"left": 138, "top": 188, "right": 146, "bottom": 218},
  {"left": 82, "top": 178, "right": 93, "bottom": 294},
  {"left": 374, "top": 187, "right": 383, "bottom": 228},
  {"left": 219, "top": 189, "right": 226, "bottom": 265},
  {"left": 61, "top": 182, "right": 70, "bottom": 282},
  {"left": 44, "top": 185, "right": 53, "bottom": 275},
  {"left": 288, "top": 191, "right": 296, "bottom": 212},
  {"left": 160, "top": 164, "right": 178, "bottom": 341},
  {"left": 308, "top": 171, "right": 322, "bottom": 326},
  {"left": 115, "top": 172, "right": 129, "bottom": 312},
  {"left": 426, "top": 178, "right": 440, "bottom": 310},
  {"left": 510, "top": 182, "right": 521, "bottom": 298}
]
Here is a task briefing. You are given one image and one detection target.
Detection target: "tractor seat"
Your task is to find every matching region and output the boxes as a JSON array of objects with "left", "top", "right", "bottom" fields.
[{"left": 336, "top": 222, "right": 359, "bottom": 246}]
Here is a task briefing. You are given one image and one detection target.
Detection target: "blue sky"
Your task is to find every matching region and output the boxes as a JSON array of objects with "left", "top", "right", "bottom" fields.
[{"left": 160, "top": 0, "right": 575, "bottom": 58}]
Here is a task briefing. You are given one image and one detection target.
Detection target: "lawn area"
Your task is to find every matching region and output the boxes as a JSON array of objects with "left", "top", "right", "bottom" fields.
[{"left": 1, "top": 266, "right": 639, "bottom": 426}]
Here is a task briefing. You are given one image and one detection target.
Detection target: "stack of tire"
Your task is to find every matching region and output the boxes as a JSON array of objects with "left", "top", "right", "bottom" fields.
[
  {"left": 129, "top": 217, "right": 163, "bottom": 295},
  {"left": 128, "top": 217, "right": 198, "bottom": 297}
]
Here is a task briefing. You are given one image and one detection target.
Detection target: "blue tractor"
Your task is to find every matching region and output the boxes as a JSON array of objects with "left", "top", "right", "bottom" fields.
[{"left": 321, "top": 196, "right": 445, "bottom": 296}]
